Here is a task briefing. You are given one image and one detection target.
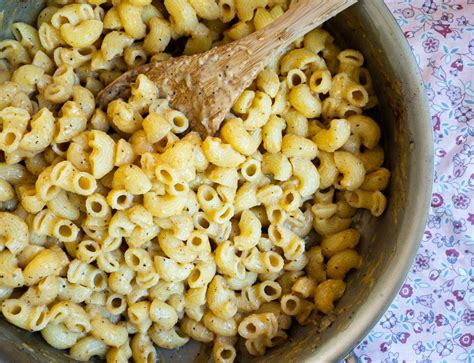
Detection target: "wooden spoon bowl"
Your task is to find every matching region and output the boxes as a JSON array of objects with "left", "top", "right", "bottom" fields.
[{"left": 97, "top": 0, "right": 357, "bottom": 137}]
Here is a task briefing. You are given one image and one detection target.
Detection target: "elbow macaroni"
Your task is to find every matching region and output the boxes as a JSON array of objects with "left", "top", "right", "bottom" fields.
[{"left": 0, "top": 2, "right": 390, "bottom": 361}]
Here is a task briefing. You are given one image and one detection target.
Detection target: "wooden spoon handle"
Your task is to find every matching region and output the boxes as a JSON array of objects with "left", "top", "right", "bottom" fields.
[{"left": 242, "top": 0, "right": 357, "bottom": 54}]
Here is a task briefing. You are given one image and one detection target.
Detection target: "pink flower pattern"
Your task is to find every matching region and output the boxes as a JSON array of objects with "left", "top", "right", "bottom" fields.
[{"left": 354, "top": 1, "right": 474, "bottom": 362}]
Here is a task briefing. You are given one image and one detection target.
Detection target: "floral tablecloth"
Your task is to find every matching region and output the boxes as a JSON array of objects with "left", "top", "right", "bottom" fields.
[{"left": 352, "top": 1, "right": 474, "bottom": 362}]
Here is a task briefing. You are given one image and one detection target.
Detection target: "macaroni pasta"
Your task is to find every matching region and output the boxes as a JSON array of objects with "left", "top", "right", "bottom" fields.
[{"left": 0, "top": 1, "right": 390, "bottom": 362}]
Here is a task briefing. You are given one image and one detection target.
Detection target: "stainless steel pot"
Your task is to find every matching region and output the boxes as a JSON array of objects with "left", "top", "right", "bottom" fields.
[{"left": 0, "top": 0, "right": 433, "bottom": 361}]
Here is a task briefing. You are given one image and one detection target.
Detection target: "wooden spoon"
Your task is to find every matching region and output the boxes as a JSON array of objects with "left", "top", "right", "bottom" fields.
[{"left": 97, "top": 0, "right": 357, "bottom": 137}]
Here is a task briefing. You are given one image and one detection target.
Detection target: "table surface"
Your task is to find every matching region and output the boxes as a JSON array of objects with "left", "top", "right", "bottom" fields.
[{"left": 353, "top": 1, "right": 474, "bottom": 362}]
